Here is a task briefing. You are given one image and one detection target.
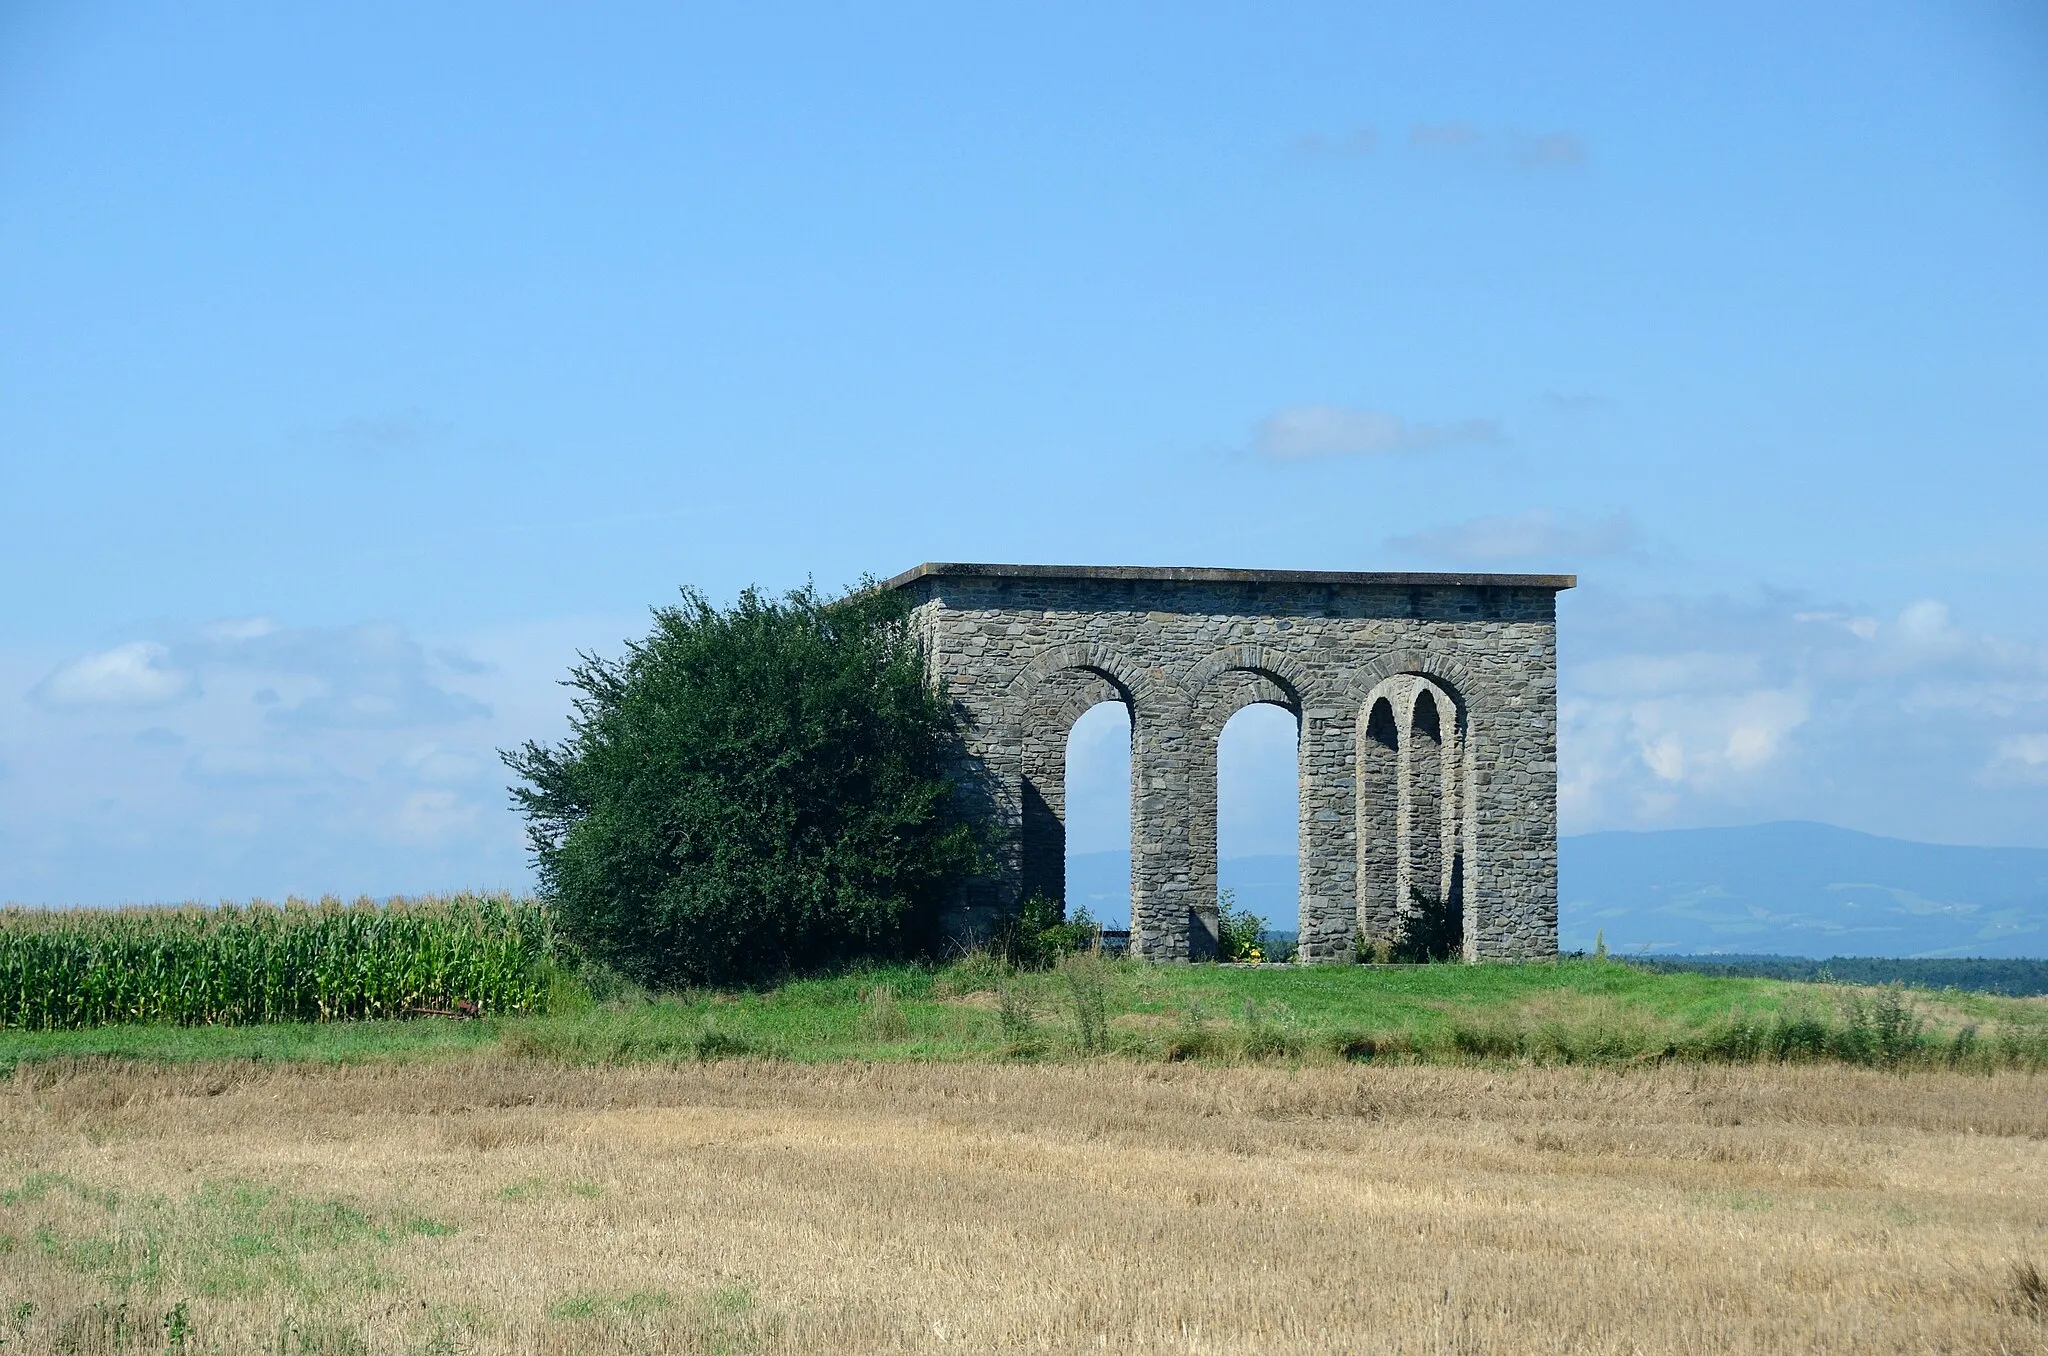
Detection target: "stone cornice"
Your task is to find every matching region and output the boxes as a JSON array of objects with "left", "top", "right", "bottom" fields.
[{"left": 881, "top": 562, "right": 1577, "bottom": 591}]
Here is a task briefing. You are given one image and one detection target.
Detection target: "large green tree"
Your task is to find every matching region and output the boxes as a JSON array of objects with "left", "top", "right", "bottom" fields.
[{"left": 503, "top": 582, "right": 980, "bottom": 987}]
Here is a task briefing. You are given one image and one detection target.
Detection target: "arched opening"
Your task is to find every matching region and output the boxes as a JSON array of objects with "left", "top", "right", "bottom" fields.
[
  {"left": 1398, "top": 685, "right": 1463, "bottom": 962},
  {"left": 1216, "top": 702, "right": 1300, "bottom": 956},
  {"left": 1063, "top": 699, "right": 1132, "bottom": 931}
]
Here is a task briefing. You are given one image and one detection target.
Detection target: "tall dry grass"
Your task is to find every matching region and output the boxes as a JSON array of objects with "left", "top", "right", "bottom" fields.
[{"left": 2, "top": 1058, "right": 2044, "bottom": 1353}]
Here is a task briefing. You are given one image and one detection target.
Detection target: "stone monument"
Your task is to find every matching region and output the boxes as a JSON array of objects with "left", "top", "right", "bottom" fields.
[{"left": 881, "top": 563, "right": 1573, "bottom": 963}]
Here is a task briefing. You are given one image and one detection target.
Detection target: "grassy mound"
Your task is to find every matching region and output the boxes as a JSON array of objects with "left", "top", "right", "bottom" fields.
[{"left": 5, "top": 953, "right": 2044, "bottom": 1072}]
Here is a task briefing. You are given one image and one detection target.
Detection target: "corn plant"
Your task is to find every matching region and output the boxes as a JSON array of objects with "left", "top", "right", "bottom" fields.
[{"left": 0, "top": 894, "right": 556, "bottom": 1030}]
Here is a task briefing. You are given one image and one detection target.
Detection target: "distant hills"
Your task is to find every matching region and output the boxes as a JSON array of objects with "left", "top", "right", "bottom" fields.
[
  {"left": 1066, "top": 852, "right": 1298, "bottom": 932},
  {"left": 1561, "top": 821, "right": 2048, "bottom": 958},
  {"left": 1622, "top": 954, "right": 2048, "bottom": 997},
  {"left": 1067, "top": 822, "right": 2048, "bottom": 959}
]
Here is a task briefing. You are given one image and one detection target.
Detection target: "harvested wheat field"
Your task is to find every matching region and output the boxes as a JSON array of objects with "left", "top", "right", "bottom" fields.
[{"left": 2, "top": 1059, "right": 2045, "bottom": 1354}]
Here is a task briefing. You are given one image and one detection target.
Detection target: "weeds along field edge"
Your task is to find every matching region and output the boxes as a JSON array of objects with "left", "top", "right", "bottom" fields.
[
  {"left": 648, "top": 951, "right": 2048, "bottom": 1073},
  {"left": 3, "top": 918, "right": 2045, "bottom": 1072}
]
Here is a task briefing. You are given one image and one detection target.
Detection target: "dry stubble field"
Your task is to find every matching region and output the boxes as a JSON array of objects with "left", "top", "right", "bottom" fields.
[{"left": 3, "top": 1058, "right": 2046, "bottom": 1354}]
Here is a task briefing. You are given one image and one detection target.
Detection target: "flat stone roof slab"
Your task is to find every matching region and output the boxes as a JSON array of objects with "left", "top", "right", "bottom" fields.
[{"left": 882, "top": 561, "right": 1577, "bottom": 591}]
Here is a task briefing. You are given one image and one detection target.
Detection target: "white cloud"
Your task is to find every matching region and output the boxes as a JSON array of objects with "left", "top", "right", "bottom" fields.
[
  {"left": 393, "top": 789, "right": 480, "bottom": 845},
  {"left": 2001, "top": 734, "right": 2048, "bottom": 765},
  {"left": 35, "top": 642, "right": 195, "bottom": 707},
  {"left": 1895, "top": 599, "right": 1958, "bottom": 649},
  {"left": 1723, "top": 689, "right": 1810, "bottom": 770},
  {"left": 1569, "top": 681, "right": 1809, "bottom": 792},
  {"left": 1561, "top": 590, "right": 2048, "bottom": 845},
  {"left": 1393, "top": 509, "right": 1637, "bottom": 562},
  {"left": 1255, "top": 405, "right": 1500, "bottom": 461},
  {"left": 1575, "top": 650, "right": 1766, "bottom": 698},
  {"left": 0, "top": 612, "right": 633, "bottom": 904},
  {"left": 192, "top": 620, "right": 492, "bottom": 729},
  {"left": 1985, "top": 734, "right": 2048, "bottom": 786},
  {"left": 200, "top": 617, "right": 277, "bottom": 642}
]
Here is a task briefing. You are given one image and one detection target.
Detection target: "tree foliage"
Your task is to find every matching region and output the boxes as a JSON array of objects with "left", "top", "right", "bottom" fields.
[{"left": 503, "top": 582, "right": 980, "bottom": 988}]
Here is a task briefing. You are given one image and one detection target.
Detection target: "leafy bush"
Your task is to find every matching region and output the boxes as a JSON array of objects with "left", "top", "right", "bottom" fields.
[
  {"left": 1216, "top": 888, "right": 1264, "bottom": 963},
  {"left": 1258, "top": 930, "right": 1299, "bottom": 963},
  {"left": 504, "top": 582, "right": 981, "bottom": 988},
  {"left": 1392, "top": 884, "right": 1462, "bottom": 963},
  {"left": 1355, "top": 933, "right": 1394, "bottom": 965},
  {"left": 998, "top": 894, "right": 1098, "bottom": 970}
]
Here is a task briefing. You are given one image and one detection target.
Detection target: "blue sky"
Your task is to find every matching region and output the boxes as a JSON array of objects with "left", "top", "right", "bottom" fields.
[{"left": 3, "top": 2, "right": 2046, "bottom": 903}]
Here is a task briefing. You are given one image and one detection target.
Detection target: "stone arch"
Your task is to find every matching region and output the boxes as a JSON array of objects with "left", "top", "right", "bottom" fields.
[
  {"left": 1357, "top": 671, "right": 1471, "bottom": 961},
  {"left": 1341, "top": 649, "right": 1482, "bottom": 713},
  {"left": 1006, "top": 651, "right": 1144, "bottom": 915},
  {"left": 1005, "top": 643, "right": 1208, "bottom": 959},
  {"left": 1005, "top": 640, "right": 1162, "bottom": 716},
  {"left": 1185, "top": 643, "right": 1313, "bottom": 712},
  {"left": 1181, "top": 647, "right": 1314, "bottom": 959}
]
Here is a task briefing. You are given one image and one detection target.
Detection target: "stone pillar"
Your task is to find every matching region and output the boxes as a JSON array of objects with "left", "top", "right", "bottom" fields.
[
  {"left": 1356, "top": 695, "right": 1401, "bottom": 948},
  {"left": 1297, "top": 696, "right": 1356, "bottom": 962},
  {"left": 1130, "top": 701, "right": 1197, "bottom": 962},
  {"left": 1441, "top": 710, "right": 1471, "bottom": 962},
  {"left": 1465, "top": 665, "right": 1560, "bottom": 960},
  {"left": 1407, "top": 688, "right": 1446, "bottom": 922},
  {"left": 944, "top": 734, "right": 1020, "bottom": 947},
  {"left": 1019, "top": 733, "right": 1065, "bottom": 910},
  {"left": 1184, "top": 724, "right": 1221, "bottom": 962}
]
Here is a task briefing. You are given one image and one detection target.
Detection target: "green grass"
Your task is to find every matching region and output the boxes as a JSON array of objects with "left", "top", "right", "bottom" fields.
[
  {"left": 4, "top": 954, "right": 2045, "bottom": 1072},
  {"left": 2, "top": 1170, "right": 455, "bottom": 1302}
]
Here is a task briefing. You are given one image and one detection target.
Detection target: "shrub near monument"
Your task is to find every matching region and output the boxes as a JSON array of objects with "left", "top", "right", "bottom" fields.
[{"left": 503, "top": 582, "right": 982, "bottom": 988}]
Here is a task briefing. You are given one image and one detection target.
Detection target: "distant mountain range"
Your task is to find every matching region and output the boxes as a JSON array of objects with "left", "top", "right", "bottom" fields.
[
  {"left": 1066, "top": 851, "right": 1299, "bottom": 932},
  {"left": 1067, "top": 822, "right": 2048, "bottom": 958},
  {"left": 1561, "top": 821, "right": 2048, "bottom": 958}
]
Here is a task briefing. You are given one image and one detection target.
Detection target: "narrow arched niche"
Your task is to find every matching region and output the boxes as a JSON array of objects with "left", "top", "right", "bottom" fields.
[{"left": 1395, "top": 683, "right": 1464, "bottom": 963}]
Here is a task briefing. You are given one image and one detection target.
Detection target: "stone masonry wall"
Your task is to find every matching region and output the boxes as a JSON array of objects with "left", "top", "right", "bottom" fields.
[{"left": 885, "top": 564, "right": 1570, "bottom": 963}]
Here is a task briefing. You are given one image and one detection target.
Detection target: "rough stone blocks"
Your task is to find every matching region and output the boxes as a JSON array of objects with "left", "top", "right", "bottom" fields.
[{"left": 881, "top": 563, "right": 1573, "bottom": 963}]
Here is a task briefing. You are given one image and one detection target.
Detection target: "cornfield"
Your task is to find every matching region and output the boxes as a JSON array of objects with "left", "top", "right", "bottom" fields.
[{"left": 0, "top": 894, "right": 556, "bottom": 1030}]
